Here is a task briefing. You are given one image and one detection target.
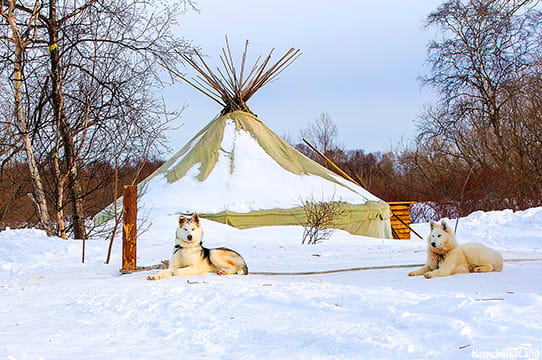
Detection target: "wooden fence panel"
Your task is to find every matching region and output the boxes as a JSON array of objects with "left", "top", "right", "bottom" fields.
[{"left": 388, "top": 201, "right": 415, "bottom": 240}]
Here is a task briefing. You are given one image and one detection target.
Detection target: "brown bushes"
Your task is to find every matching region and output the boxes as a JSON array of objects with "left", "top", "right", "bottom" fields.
[
  {"left": 0, "top": 159, "right": 163, "bottom": 231},
  {"left": 296, "top": 145, "right": 541, "bottom": 223}
]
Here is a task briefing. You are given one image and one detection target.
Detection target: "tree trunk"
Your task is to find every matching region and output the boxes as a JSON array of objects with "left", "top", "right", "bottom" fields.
[
  {"left": 5, "top": 2, "right": 53, "bottom": 235},
  {"left": 48, "top": 0, "right": 87, "bottom": 239},
  {"left": 53, "top": 140, "right": 67, "bottom": 239}
]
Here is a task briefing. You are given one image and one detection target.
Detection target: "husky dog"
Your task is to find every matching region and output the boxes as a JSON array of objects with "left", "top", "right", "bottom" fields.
[
  {"left": 408, "top": 219, "right": 503, "bottom": 279},
  {"left": 147, "top": 213, "right": 248, "bottom": 280}
]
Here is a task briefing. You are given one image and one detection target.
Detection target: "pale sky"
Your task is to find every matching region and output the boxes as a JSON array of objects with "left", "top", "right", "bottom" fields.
[{"left": 164, "top": 0, "right": 439, "bottom": 153}]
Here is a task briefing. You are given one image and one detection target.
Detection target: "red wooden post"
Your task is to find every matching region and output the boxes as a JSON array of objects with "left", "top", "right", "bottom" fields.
[{"left": 121, "top": 185, "right": 137, "bottom": 273}]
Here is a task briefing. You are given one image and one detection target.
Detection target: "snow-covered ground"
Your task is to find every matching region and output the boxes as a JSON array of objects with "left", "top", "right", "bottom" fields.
[{"left": 1, "top": 207, "right": 542, "bottom": 359}]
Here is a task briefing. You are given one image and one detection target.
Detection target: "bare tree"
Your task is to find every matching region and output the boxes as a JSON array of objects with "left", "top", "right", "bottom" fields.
[
  {"left": 1, "top": 0, "right": 53, "bottom": 234},
  {"left": 0, "top": 0, "right": 194, "bottom": 237},
  {"left": 298, "top": 194, "right": 346, "bottom": 245},
  {"left": 418, "top": 0, "right": 542, "bottom": 199},
  {"left": 300, "top": 112, "right": 339, "bottom": 154}
]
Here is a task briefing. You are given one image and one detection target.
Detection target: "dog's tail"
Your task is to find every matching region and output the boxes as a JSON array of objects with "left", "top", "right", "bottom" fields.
[{"left": 238, "top": 262, "right": 248, "bottom": 275}]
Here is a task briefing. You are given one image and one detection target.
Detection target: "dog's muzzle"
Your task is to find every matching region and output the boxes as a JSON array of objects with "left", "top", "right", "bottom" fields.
[
  {"left": 431, "top": 242, "right": 437, "bottom": 248},
  {"left": 187, "top": 234, "right": 193, "bottom": 241}
]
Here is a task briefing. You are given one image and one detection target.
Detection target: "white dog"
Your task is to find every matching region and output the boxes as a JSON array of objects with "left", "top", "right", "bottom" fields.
[{"left": 409, "top": 220, "right": 503, "bottom": 278}]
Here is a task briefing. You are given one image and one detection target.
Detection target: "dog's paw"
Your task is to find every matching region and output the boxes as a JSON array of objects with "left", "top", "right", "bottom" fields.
[
  {"left": 424, "top": 272, "right": 434, "bottom": 279},
  {"left": 216, "top": 269, "right": 227, "bottom": 276},
  {"left": 147, "top": 275, "right": 159, "bottom": 280},
  {"left": 471, "top": 265, "right": 493, "bottom": 273},
  {"left": 408, "top": 271, "right": 417, "bottom": 276}
]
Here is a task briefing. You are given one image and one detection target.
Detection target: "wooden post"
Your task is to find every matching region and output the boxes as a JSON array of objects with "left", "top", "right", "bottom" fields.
[{"left": 121, "top": 185, "right": 137, "bottom": 273}]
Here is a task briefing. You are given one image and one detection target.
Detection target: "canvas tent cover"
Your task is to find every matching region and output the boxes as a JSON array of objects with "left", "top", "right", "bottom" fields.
[{"left": 95, "top": 110, "right": 392, "bottom": 238}]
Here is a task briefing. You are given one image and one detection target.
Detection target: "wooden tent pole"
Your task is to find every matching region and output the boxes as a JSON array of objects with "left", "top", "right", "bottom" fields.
[
  {"left": 302, "top": 138, "right": 367, "bottom": 188},
  {"left": 121, "top": 185, "right": 137, "bottom": 273}
]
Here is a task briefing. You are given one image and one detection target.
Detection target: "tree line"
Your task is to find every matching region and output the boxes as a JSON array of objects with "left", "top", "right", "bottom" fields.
[{"left": 1, "top": 0, "right": 541, "bottom": 235}]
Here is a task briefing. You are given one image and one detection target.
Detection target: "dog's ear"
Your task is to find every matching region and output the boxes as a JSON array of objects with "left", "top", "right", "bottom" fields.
[
  {"left": 192, "top": 212, "right": 200, "bottom": 224},
  {"left": 178, "top": 215, "right": 187, "bottom": 226},
  {"left": 429, "top": 220, "right": 436, "bottom": 230},
  {"left": 441, "top": 220, "right": 449, "bottom": 232}
]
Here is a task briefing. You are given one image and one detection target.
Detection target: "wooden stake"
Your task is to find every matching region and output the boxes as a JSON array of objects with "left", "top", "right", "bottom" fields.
[{"left": 121, "top": 185, "right": 137, "bottom": 273}]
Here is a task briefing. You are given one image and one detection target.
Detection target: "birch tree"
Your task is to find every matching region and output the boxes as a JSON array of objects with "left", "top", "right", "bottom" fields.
[{"left": 0, "top": 0, "right": 53, "bottom": 234}]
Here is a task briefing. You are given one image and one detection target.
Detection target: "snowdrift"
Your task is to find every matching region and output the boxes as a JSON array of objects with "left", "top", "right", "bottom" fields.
[{"left": 1, "top": 207, "right": 541, "bottom": 359}]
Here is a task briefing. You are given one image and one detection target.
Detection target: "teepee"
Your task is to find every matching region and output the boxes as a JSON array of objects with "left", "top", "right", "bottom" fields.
[{"left": 95, "top": 40, "right": 392, "bottom": 238}]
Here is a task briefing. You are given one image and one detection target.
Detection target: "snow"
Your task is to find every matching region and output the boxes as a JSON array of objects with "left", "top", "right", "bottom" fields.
[
  {"left": 139, "top": 119, "right": 379, "bottom": 218},
  {"left": 2, "top": 207, "right": 542, "bottom": 359}
]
